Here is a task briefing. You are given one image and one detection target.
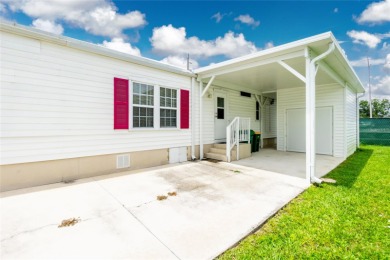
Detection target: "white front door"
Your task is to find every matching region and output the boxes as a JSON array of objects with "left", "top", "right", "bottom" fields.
[
  {"left": 214, "top": 91, "right": 227, "bottom": 142},
  {"left": 286, "top": 107, "right": 333, "bottom": 155}
]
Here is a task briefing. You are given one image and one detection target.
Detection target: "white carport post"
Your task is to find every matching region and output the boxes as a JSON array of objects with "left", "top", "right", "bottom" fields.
[
  {"left": 305, "top": 47, "right": 315, "bottom": 184},
  {"left": 305, "top": 43, "right": 335, "bottom": 184}
]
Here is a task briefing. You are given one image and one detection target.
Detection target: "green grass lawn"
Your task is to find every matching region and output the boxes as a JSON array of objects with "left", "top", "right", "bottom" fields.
[{"left": 220, "top": 145, "right": 390, "bottom": 259}]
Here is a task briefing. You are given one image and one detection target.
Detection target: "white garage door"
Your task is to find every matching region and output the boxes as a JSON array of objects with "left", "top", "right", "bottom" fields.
[{"left": 286, "top": 107, "right": 333, "bottom": 155}]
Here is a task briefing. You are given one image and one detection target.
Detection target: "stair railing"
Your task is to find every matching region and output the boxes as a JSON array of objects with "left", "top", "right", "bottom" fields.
[{"left": 226, "top": 117, "right": 251, "bottom": 162}]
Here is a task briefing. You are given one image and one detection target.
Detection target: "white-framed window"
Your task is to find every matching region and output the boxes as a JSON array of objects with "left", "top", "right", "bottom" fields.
[
  {"left": 160, "top": 87, "right": 177, "bottom": 128},
  {"left": 131, "top": 81, "right": 179, "bottom": 129},
  {"left": 132, "top": 82, "right": 154, "bottom": 128}
]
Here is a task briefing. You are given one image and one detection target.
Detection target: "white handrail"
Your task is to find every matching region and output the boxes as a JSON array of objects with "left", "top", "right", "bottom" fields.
[{"left": 226, "top": 117, "right": 251, "bottom": 162}]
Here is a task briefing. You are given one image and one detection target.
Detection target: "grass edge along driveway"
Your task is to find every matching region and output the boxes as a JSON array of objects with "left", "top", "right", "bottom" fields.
[{"left": 220, "top": 145, "right": 390, "bottom": 259}]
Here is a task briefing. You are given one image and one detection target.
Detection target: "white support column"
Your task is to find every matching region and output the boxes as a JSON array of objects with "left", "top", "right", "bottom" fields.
[
  {"left": 305, "top": 47, "right": 315, "bottom": 184},
  {"left": 199, "top": 80, "right": 204, "bottom": 160},
  {"left": 305, "top": 43, "right": 335, "bottom": 184},
  {"left": 309, "top": 57, "right": 316, "bottom": 183}
]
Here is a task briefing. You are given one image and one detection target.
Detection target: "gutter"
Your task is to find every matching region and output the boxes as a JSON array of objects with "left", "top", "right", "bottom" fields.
[
  {"left": 308, "top": 42, "right": 335, "bottom": 184},
  {"left": 191, "top": 77, "right": 196, "bottom": 160},
  {"left": 356, "top": 93, "right": 365, "bottom": 149}
]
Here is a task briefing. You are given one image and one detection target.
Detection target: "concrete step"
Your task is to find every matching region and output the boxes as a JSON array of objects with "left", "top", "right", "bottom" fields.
[
  {"left": 213, "top": 143, "right": 227, "bottom": 149},
  {"left": 205, "top": 153, "right": 228, "bottom": 162},
  {"left": 209, "top": 147, "right": 226, "bottom": 155}
]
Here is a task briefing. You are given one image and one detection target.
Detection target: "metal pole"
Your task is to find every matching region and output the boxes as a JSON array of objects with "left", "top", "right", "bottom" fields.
[{"left": 367, "top": 57, "right": 372, "bottom": 118}]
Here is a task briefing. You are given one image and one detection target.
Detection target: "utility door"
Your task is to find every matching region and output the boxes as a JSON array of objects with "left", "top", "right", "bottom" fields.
[
  {"left": 214, "top": 91, "right": 227, "bottom": 142},
  {"left": 286, "top": 107, "right": 333, "bottom": 155}
]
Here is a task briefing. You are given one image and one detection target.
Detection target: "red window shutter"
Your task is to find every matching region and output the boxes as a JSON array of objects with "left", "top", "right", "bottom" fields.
[
  {"left": 114, "top": 77, "right": 129, "bottom": 129},
  {"left": 180, "top": 89, "right": 190, "bottom": 129}
]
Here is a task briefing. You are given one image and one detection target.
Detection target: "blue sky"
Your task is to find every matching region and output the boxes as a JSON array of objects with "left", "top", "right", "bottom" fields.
[{"left": 1, "top": 0, "right": 389, "bottom": 99}]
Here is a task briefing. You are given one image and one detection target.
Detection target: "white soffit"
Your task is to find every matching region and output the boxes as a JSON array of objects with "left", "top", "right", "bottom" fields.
[{"left": 195, "top": 32, "right": 364, "bottom": 93}]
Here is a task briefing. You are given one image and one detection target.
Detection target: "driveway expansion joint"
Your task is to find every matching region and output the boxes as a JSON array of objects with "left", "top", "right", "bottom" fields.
[{"left": 95, "top": 181, "right": 181, "bottom": 260}]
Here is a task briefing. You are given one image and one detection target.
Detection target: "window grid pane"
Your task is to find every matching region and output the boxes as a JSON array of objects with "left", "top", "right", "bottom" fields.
[
  {"left": 160, "top": 87, "right": 177, "bottom": 128},
  {"left": 133, "top": 82, "right": 154, "bottom": 128},
  {"left": 133, "top": 82, "right": 154, "bottom": 106}
]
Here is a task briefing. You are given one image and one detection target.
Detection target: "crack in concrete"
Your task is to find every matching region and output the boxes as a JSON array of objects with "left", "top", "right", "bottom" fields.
[
  {"left": 1, "top": 209, "right": 119, "bottom": 243},
  {"left": 94, "top": 181, "right": 182, "bottom": 260}
]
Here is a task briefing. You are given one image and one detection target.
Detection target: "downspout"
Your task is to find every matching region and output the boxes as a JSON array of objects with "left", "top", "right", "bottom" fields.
[
  {"left": 255, "top": 94, "right": 262, "bottom": 148},
  {"left": 308, "top": 42, "right": 335, "bottom": 184},
  {"left": 191, "top": 77, "right": 196, "bottom": 159},
  {"left": 356, "top": 93, "right": 365, "bottom": 149},
  {"left": 199, "top": 80, "right": 203, "bottom": 160}
]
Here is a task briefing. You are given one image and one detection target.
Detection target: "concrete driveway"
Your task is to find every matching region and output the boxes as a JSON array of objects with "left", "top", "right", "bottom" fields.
[
  {"left": 233, "top": 149, "right": 344, "bottom": 179},
  {"left": 1, "top": 161, "right": 309, "bottom": 260}
]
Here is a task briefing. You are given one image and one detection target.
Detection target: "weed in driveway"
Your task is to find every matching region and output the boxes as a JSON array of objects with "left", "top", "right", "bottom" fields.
[
  {"left": 157, "top": 195, "right": 168, "bottom": 201},
  {"left": 58, "top": 217, "right": 80, "bottom": 228}
]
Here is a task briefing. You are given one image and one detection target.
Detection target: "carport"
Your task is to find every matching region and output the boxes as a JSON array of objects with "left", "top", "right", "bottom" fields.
[{"left": 195, "top": 32, "right": 364, "bottom": 184}]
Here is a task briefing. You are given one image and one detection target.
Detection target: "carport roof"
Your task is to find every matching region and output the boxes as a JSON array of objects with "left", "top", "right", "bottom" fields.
[{"left": 194, "top": 32, "right": 365, "bottom": 94}]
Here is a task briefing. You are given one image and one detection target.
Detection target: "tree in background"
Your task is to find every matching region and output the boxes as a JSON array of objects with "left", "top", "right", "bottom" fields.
[{"left": 360, "top": 99, "right": 390, "bottom": 118}]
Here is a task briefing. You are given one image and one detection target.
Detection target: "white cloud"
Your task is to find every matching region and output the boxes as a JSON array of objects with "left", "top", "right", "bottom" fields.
[
  {"left": 350, "top": 57, "right": 385, "bottom": 67},
  {"left": 3, "top": 0, "right": 146, "bottom": 38},
  {"left": 150, "top": 24, "right": 257, "bottom": 59},
  {"left": 356, "top": 0, "right": 390, "bottom": 24},
  {"left": 211, "top": 12, "right": 224, "bottom": 23},
  {"left": 32, "top": 18, "right": 63, "bottom": 35},
  {"left": 101, "top": 37, "right": 141, "bottom": 56},
  {"left": 384, "top": 54, "right": 390, "bottom": 71},
  {"left": 234, "top": 14, "right": 260, "bottom": 28},
  {"left": 371, "top": 75, "right": 390, "bottom": 98},
  {"left": 0, "top": 3, "right": 7, "bottom": 14},
  {"left": 333, "top": 8, "right": 338, "bottom": 13},
  {"left": 347, "top": 30, "right": 381, "bottom": 48},
  {"left": 382, "top": 42, "right": 390, "bottom": 50},
  {"left": 161, "top": 55, "right": 199, "bottom": 70},
  {"left": 265, "top": 41, "right": 274, "bottom": 49}
]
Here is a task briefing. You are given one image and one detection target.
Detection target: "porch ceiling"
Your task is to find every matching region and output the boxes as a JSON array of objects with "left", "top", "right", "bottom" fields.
[
  {"left": 208, "top": 57, "right": 338, "bottom": 93},
  {"left": 195, "top": 32, "right": 364, "bottom": 94}
]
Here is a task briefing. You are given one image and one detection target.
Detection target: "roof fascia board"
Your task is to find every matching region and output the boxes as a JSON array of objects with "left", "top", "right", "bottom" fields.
[
  {"left": 198, "top": 49, "right": 305, "bottom": 80},
  {"left": 317, "top": 60, "right": 346, "bottom": 87},
  {"left": 195, "top": 32, "right": 332, "bottom": 74},
  {"left": 329, "top": 33, "right": 365, "bottom": 93},
  {"left": 0, "top": 22, "right": 195, "bottom": 77},
  {"left": 308, "top": 41, "right": 364, "bottom": 93}
]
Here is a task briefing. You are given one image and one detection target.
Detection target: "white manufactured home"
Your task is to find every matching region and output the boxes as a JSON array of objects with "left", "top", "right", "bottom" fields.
[{"left": 0, "top": 22, "right": 364, "bottom": 191}]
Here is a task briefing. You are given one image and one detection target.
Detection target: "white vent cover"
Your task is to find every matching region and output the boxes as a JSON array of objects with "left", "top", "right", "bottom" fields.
[
  {"left": 117, "top": 154, "right": 130, "bottom": 169},
  {"left": 169, "top": 147, "right": 188, "bottom": 164}
]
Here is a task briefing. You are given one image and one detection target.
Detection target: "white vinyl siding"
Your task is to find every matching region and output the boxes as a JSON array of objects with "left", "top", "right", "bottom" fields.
[
  {"left": 277, "top": 84, "right": 345, "bottom": 157},
  {"left": 192, "top": 87, "right": 261, "bottom": 145},
  {"left": 226, "top": 89, "right": 261, "bottom": 132},
  {"left": 192, "top": 83, "right": 214, "bottom": 145},
  {"left": 261, "top": 101, "right": 277, "bottom": 138},
  {"left": 346, "top": 86, "right": 357, "bottom": 157},
  {"left": 0, "top": 31, "right": 192, "bottom": 165}
]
